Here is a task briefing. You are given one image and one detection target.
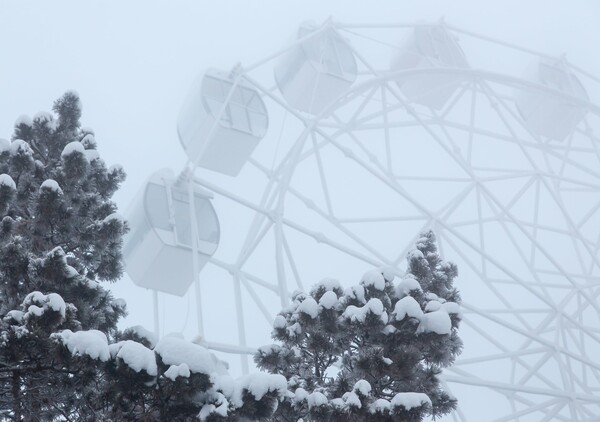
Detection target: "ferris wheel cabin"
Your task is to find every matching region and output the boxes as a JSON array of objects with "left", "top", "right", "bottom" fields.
[
  {"left": 177, "top": 69, "right": 269, "bottom": 176},
  {"left": 123, "top": 169, "right": 220, "bottom": 296},
  {"left": 274, "top": 23, "right": 358, "bottom": 115},
  {"left": 391, "top": 25, "right": 469, "bottom": 110},
  {"left": 514, "top": 59, "right": 589, "bottom": 141}
]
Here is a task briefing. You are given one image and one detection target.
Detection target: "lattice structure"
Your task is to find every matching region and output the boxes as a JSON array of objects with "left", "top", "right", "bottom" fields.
[{"left": 136, "top": 20, "right": 600, "bottom": 421}]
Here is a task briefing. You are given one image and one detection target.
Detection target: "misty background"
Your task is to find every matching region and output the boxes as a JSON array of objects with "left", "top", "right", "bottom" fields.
[{"left": 1, "top": 1, "right": 599, "bottom": 421}]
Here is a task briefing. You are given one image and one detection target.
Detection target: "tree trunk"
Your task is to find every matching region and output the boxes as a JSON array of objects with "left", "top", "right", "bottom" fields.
[{"left": 12, "top": 371, "right": 21, "bottom": 422}]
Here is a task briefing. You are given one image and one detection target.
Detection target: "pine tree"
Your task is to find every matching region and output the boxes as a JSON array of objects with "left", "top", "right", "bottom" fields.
[
  {"left": 0, "top": 93, "right": 288, "bottom": 421},
  {"left": 255, "top": 231, "right": 462, "bottom": 422},
  {"left": 0, "top": 92, "right": 128, "bottom": 419}
]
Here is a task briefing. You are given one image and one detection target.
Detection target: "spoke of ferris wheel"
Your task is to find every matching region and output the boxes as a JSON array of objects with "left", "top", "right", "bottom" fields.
[
  {"left": 440, "top": 80, "right": 474, "bottom": 120},
  {"left": 461, "top": 300, "right": 600, "bottom": 375},
  {"left": 335, "top": 83, "right": 600, "bottom": 168},
  {"left": 475, "top": 179, "right": 552, "bottom": 304},
  {"left": 235, "top": 217, "right": 274, "bottom": 269},
  {"left": 453, "top": 314, "right": 559, "bottom": 390},
  {"left": 530, "top": 178, "right": 541, "bottom": 266},
  {"left": 375, "top": 83, "right": 598, "bottom": 315},
  {"left": 557, "top": 321, "right": 578, "bottom": 402},
  {"left": 198, "top": 163, "right": 386, "bottom": 272},
  {"left": 491, "top": 397, "right": 567, "bottom": 422},
  {"left": 239, "top": 274, "right": 276, "bottom": 326},
  {"left": 274, "top": 220, "right": 289, "bottom": 307},
  {"left": 234, "top": 127, "right": 310, "bottom": 272},
  {"left": 338, "top": 215, "right": 426, "bottom": 223},
  {"left": 249, "top": 157, "right": 399, "bottom": 267},
  {"left": 309, "top": 132, "right": 335, "bottom": 217},
  {"left": 478, "top": 79, "right": 600, "bottom": 276},
  {"left": 281, "top": 231, "right": 304, "bottom": 292},
  {"left": 446, "top": 370, "right": 575, "bottom": 422},
  {"left": 475, "top": 187, "right": 488, "bottom": 287},
  {"left": 233, "top": 172, "right": 278, "bottom": 268},
  {"left": 381, "top": 86, "right": 393, "bottom": 173},
  {"left": 580, "top": 116, "right": 600, "bottom": 165},
  {"left": 557, "top": 130, "right": 577, "bottom": 185},
  {"left": 592, "top": 230, "right": 600, "bottom": 276},
  {"left": 332, "top": 103, "right": 596, "bottom": 360},
  {"left": 444, "top": 372, "right": 600, "bottom": 404},
  {"left": 441, "top": 233, "right": 600, "bottom": 375},
  {"left": 208, "top": 256, "right": 278, "bottom": 293},
  {"left": 455, "top": 347, "right": 547, "bottom": 365},
  {"left": 232, "top": 272, "right": 249, "bottom": 374},
  {"left": 309, "top": 105, "right": 597, "bottom": 332},
  {"left": 389, "top": 73, "right": 600, "bottom": 304},
  {"left": 466, "top": 81, "right": 477, "bottom": 165},
  {"left": 437, "top": 116, "right": 600, "bottom": 179},
  {"left": 463, "top": 201, "right": 600, "bottom": 386}
]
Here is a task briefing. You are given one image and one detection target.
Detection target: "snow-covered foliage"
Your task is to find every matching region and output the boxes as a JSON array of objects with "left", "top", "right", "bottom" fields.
[
  {"left": 99, "top": 330, "right": 288, "bottom": 421},
  {"left": 255, "top": 231, "right": 462, "bottom": 421},
  {"left": 0, "top": 93, "right": 287, "bottom": 421},
  {"left": 0, "top": 93, "right": 129, "bottom": 419}
]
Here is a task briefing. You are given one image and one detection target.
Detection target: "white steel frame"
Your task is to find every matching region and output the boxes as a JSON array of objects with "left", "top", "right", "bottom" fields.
[{"left": 167, "top": 20, "right": 600, "bottom": 421}]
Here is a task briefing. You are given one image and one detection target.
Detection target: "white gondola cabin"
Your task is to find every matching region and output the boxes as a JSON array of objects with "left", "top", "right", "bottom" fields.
[
  {"left": 274, "top": 23, "right": 357, "bottom": 115},
  {"left": 514, "top": 59, "right": 588, "bottom": 141},
  {"left": 391, "top": 25, "right": 469, "bottom": 110},
  {"left": 177, "top": 69, "right": 269, "bottom": 176},
  {"left": 123, "top": 169, "right": 220, "bottom": 296}
]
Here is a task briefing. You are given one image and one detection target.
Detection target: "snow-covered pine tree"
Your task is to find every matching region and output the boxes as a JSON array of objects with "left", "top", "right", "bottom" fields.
[
  {"left": 0, "top": 92, "right": 128, "bottom": 419},
  {"left": 255, "top": 230, "right": 462, "bottom": 422},
  {"left": 0, "top": 93, "right": 289, "bottom": 421}
]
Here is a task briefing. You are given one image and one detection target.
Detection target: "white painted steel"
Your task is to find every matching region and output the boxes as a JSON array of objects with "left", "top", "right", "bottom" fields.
[
  {"left": 391, "top": 24, "right": 469, "bottom": 110},
  {"left": 123, "top": 168, "right": 220, "bottom": 296},
  {"left": 274, "top": 22, "right": 357, "bottom": 115},
  {"left": 131, "top": 20, "right": 600, "bottom": 421},
  {"left": 177, "top": 69, "right": 268, "bottom": 176}
]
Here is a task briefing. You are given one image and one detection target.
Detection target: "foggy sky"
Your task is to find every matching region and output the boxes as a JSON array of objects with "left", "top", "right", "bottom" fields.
[{"left": 1, "top": 1, "right": 599, "bottom": 419}]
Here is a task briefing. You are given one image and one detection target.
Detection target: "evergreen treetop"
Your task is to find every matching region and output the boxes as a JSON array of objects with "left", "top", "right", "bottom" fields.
[{"left": 256, "top": 230, "right": 463, "bottom": 422}]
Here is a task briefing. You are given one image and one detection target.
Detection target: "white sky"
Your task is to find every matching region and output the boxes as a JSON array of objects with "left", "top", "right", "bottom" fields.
[{"left": 1, "top": 1, "right": 599, "bottom": 419}]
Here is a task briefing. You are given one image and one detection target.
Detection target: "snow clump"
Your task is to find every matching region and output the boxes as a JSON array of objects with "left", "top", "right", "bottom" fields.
[
  {"left": 84, "top": 149, "right": 100, "bottom": 162},
  {"left": 127, "top": 325, "right": 158, "bottom": 348},
  {"left": 396, "top": 275, "right": 422, "bottom": 297},
  {"left": 40, "top": 179, "right": 63, "bottom": 195},
  {"left": 272, "top": 315, "right": 286, "bottom": 329},
  {"left": 390, "top": 392, "right": 432, "bottom": 410},
  {"left": 353, "top": 379, "right": 372, "bottom": 396},
  {"left": 53, "top": 330, "right": 110, "bottom": 362},
  {"left": 307, "top": 391, "right": 328, "bottom": 409},
  {"left": 154, "top": 336, "right": 228, "bottom": 376},
  {"left": 0, "top": 174, "right": 16, "bottom": 190},
  {"left": 297, "top": 297, "right": 319, "bottom": 318},
  {"left": 14, "top": 115, "right": 32, "bottom": 127},
  {"left": 393, "top": 296, "right": 423, "bottom": 321},
  {"left": 342, "top": 298, "right": 387, "bottom": 324},
  {"left": 23, "top": 291, "right": 66, "bottom": 319},
  {"left": 110, "top": 340, "right": 157, "bottom": 375},
  {"left": 369, "top": 398, "right": 391, "bottom": 414},
  {"left": 164, "top": 362, "right": 190, "bottom": 380},
  {"left": 361, "top": 269, "right": 385, "bottom": 290},
  {"left": 61, "top": 141, "right": 85, "bottom": 158},
  {"left": 417, "top": 311, "right": 452, "bottom": 335},
  {"left": 234, "top": 373, "right": 287, "bottom": 403},
  {"left": 10, "top": 139, "right": 33, "bottom": 157},
  {"left": 318, "top": 290, "right": 338, "bottom": 309}
]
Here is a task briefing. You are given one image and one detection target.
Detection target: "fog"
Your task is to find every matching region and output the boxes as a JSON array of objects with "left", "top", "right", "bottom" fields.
[{"left": 1, "top": 1, "right": 599, "bottom": 421}]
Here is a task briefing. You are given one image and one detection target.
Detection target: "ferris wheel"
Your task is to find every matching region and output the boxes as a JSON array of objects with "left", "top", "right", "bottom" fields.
[{"left": 123, "top": 19, "right": 600, "bottom": 421}]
